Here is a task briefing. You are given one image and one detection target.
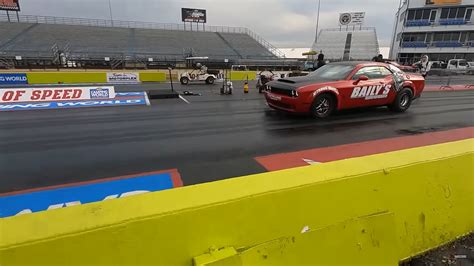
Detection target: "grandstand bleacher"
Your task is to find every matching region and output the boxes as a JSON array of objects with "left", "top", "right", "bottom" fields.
[
  {"left": 0, "top": 15, "right": 286, "bottom": 69},
  {"left": 312, "top": 28, "right": 379, "bottom": 61}
]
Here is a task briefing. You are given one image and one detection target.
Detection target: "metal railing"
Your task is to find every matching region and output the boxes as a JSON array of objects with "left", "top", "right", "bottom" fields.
[
  {"left": 0, "top": 14, "right": 285, "bottom": 58},
  {"left": 400, "top": 41, "right": 474, "bottom": 49},
  {"left": 405, "top": 19, "right": 474, "bottom": 27},
  {"left": 322, "top": 27, "right": 377, "bottom": 32}
]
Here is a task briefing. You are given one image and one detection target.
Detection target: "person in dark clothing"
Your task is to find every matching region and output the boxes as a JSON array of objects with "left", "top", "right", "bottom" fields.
[
  {"left": 373, "top": 54, "right": 384, "bottom": 62},
  {"left": 315, "top": 53, "right": 326, "bottom": 70}
]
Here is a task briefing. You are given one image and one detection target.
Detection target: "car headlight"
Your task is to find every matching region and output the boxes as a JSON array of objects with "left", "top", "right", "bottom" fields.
[{"left": 291, "top": 90, "right": 299, "bottom": 97}]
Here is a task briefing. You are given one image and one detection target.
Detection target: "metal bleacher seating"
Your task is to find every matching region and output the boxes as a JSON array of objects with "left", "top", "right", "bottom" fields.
[
  {"left": 217, "top": 33, "right": 275, "bottom": 59},
  {"left": 0, "top": 16, "right": 283, "bottom": 60},
  {"left": 311, "top": 30, "right": 347, "bottom": 60},
  {"left": 0, "top": 22, "right": 36, "bottom": 47},
  {"left": 312, "top": 28, "right": 379, "bottom": 61}
]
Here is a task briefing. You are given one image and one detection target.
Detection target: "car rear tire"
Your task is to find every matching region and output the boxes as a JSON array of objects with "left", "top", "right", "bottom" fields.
[
  {"left": 180, "top": 77, "right": 189, "bottom": 85},
  {"left": 389, "top": 88, "right": 413, "bottom": 112},
  {"left": 311, "top": 93, "right": 336, "bottom": 118},
  {"left": 206, "top": 77, "right": 215, "bottom": 84}
]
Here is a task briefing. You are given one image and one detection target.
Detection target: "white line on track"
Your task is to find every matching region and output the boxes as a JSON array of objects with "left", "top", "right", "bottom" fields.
[
  {"left": 144, "top": 92, "right": 151, "bottom": 106},
  {"left": 179, "top": 95, "right": 191, "bottom": 104}
]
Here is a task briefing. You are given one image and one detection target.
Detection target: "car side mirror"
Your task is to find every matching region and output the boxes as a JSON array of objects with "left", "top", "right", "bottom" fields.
[{"left": 354, "top": 75, "right": 369, "bottom": 85}]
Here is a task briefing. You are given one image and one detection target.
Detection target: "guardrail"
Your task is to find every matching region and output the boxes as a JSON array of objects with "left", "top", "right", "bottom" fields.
[{"left": 0, "top": 14, "right": 285, "bottom": 58}]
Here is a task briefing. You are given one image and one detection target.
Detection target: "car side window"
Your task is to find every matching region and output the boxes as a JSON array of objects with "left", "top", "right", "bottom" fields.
[
  {"left": 352, "top": 67, "right": 383, "bottom": 80},
  {"left": 379, "top": 67, "right": 393, "bottom": 77}
]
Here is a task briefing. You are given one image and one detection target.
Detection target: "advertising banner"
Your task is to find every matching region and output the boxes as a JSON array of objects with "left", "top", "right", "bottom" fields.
[
  {"left": 339, "top": 12, "right": 365, "bottom": 26},
  {"left": 0, "top": 86, "right": 116, "bottom": 103},
  {"left": 0, "top": 171, "right": 176, "bottom": 218},
  {"left": 181, "top": 8, "right": 207, "bottom": 23},
  {"left": 106, "top": 72, "right": 139, "bottom": 83},
  {"left": 0, "top": 73, "right": 28, "bottom": 85},
  {"left": 0, "top": 92, "right": 149, "bottom": 111},
  {"left": 0, "top": 0, "right": 20, "bottom": 11}
]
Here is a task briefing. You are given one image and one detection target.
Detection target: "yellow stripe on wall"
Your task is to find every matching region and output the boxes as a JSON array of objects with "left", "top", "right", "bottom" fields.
[{"left": 26, "top": 72, "right": 107, "bottom": 84}]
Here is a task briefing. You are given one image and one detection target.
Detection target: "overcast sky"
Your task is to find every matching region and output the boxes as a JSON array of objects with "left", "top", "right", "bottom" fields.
[{"left": 19, "top": 0, "right": 401, "bottom": 48}]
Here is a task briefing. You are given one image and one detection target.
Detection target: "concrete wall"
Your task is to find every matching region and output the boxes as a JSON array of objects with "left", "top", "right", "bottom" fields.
[{"left": 0, "top": 140, "right": 472, "bottom": 265}]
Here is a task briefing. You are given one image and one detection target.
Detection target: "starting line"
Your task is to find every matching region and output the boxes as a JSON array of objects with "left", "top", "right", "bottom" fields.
[{"left": 0, "top": 92, "right": 150, "bottom": 112}]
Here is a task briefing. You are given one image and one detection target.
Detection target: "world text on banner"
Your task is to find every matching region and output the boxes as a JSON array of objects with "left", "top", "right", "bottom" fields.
[{"left": 0, "top": 73, "right": 28, "bottom": 85}]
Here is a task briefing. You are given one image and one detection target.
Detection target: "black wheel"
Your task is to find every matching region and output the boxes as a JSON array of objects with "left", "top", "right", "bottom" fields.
[
  {"left": 310, "top": 93, "right": 335, "bottom": 118},
  {"left": 389, "top": 88, "right": 413, "bottom": 112},
  {"left": 180, "top": 77, "right": 189, "bottom": 85},
  {"left": 206, "top": 76, "right": 215, "bottom": 84}
]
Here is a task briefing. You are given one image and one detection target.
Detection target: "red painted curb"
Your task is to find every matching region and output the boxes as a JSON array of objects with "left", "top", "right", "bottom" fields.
[{"left": 256, "top": 127, "right": 474, "bottom": 171}]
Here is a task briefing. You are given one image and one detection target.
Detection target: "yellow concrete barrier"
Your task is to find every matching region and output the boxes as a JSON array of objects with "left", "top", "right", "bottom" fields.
[
  {"left": 0, "top": 140, "right": 472, "bottom": 265},
  {"left": 229, "top": 71, "right": 257, "bottom": 81},
  {"left": 139, "top": 72, "right": 167, "bottom": 82},
  {"left": 26, "top": 72, "right": 107, "bottom": 84}
]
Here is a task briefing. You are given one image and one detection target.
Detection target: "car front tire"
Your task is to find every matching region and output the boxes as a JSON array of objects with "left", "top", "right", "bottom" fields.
[
  {"left": 206, "top": 77, "right": 215, "bottom": 84},
  {"left": 389, "top": 88, "right": 413, "bottom": 112},
  {"left": 311, "top": 93, "right": 336, "bottom": 118},
  {"left": 180, "top": 77, "right": 189, "bottom": 85}
]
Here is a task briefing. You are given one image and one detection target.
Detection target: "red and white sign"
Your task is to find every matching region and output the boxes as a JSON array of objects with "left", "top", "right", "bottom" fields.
[{"left": 0, "top": 86, "right": 116, "bottom": 103}]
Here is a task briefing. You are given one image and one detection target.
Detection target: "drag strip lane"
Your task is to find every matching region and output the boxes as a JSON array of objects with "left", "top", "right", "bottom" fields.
[{"left": 0, "top": 90, "right": 473, "bottom": 193}]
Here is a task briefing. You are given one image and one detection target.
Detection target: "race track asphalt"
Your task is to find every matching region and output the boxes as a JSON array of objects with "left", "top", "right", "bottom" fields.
[{"left": 0, "top": 80, "right": 473, "bottom": 193}]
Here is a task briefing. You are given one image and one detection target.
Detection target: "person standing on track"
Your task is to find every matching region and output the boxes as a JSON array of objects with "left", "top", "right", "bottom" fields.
[{"left": 413, "top": 55, "right": 431, "bottom": 78}]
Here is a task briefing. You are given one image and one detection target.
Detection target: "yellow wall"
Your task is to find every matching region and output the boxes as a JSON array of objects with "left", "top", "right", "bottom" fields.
[
  {"left": 139, "top": 72, "right": 167, "bottom": 82},
  {"left": 0, "top": 140, "right": 472, "bottom": 265},
  {"left": 229, "top": 71, "right": 257, "bottom": 81},
  {"left": 26, "top": 72, "right": 107, "bottom": 84}
]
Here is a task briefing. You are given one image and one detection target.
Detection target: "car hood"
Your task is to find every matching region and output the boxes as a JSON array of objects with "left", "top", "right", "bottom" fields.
[{"left": 267, "top": 76, "right": 336, "bottom": 90}]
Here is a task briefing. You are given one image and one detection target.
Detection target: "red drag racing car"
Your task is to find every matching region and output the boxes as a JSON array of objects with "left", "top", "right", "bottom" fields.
[{"left": 264, "top": 62, "right": 425, "bottom": 118}]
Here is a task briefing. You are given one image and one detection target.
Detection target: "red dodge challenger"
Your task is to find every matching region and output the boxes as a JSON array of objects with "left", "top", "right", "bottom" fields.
[{"left": 264, "top": 62, "right": 425, "bottom": 118}]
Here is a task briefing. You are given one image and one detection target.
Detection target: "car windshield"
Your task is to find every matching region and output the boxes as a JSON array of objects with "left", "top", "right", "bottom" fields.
[
  {"left": 387, "top": 64, "right": 404, "bottom": 74},
  {"left": 307, "top": 64, "right": 355, "bottom": 81}
]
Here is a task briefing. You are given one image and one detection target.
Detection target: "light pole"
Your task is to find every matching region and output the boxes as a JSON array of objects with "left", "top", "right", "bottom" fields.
[
  {"left": 108, "top": 0, "right": 114, "bottom": 26},
  {"left": 314, "top": 0, "right": 321, "bottom": 45}
]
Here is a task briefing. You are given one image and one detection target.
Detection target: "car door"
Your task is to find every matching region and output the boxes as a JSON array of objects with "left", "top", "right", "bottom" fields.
[{"left": 341, "top": 66, "right": 394, "bottom": 109}]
